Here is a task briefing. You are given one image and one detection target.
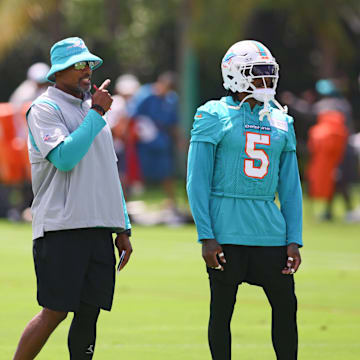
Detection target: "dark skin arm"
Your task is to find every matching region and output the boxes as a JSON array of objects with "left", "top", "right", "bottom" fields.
[
  {"left": 201, "top": 238, "right": 226, "bottom": 271},
  {"left": 282, "top": 243, "right": 301, "bottom": 274},
  {"left": 115, "top": 233, "right": 133, "bottom": 271}
]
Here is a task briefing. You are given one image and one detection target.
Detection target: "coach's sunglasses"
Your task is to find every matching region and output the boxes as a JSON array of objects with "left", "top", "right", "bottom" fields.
[{"left": 73, "top": 61, "right": 96, "bottom": 70}]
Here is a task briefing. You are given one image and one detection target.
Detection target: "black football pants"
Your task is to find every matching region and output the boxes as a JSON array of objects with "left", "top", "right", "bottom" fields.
[{"left": 207, "top": 245, "right": 298, "bottom": 360}]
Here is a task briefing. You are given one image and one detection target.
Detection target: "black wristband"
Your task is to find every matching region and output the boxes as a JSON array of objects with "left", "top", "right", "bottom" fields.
[{"left": 91, "top": 104, "right": 106, "bottom": 116}]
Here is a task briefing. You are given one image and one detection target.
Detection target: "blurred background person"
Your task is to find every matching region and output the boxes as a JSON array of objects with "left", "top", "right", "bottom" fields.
[
  {"left": 10, "top": 62, "right": 50, "bottom": 111},
  {"left": 307, "top": 79, "right": 357, "bottom": 221},
  {"left": 0, "top": 62, "right": 50, "bottom": 221},
  {"left": 280, "top": 88, "right": 318, "bottom": 156},
  {"left": 106, "top": 74, "right": 141, "bottom": 197},
  {"left": 283, "top": 79, "right": 359, "bottom": 221},
  {"left": 128, "top": 71, "right": 186, "bottom": 225}
]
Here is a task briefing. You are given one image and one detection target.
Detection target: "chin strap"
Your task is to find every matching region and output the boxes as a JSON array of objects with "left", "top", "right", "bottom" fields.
[
  {"left": 243, "top": 96, "right": 288, "bottom": 122},
  {"left": 272, "top": 98, "right": 288, "bottom": 114},
  {"left": 259, "top": 100, "right": 288, "bottom": 121},
  {"left": 259, "top": 102, "right": 271, "bottom": 121},
  {"left": 229, "top": 93, "right": 289, "bottom": 122},
  {"left": 238, "top": 94, "right": 253, "bottom": 109}
]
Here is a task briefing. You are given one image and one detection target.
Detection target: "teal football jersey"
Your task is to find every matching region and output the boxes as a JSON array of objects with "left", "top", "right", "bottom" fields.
[
  {"left": 191, "top": 96, "right": 296, "bottom": 200},
  {"left": 187, "top": 96, "right": 302, "bottom": 246}
]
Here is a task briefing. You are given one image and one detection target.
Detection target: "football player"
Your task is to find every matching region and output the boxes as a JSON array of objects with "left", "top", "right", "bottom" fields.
[{"left": 187, "top": 40, "right": 302, "bottom": 360}]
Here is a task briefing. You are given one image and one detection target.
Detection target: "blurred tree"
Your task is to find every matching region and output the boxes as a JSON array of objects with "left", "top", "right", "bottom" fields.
[
  {"left": 260, "top": 0, "right": 360, "bottom": 78},
  {"left": 244, "top": 0, "right": 360, "bottom": 131},
  {"left": 187, "top": 0, "right": 256, "bottom": 101},
  {"left": 183, "top": 0, "right": 360, "bottom": 103},
  {"left": 0, "top": 0, "right": 182, "bottom": 100},
  {"left": 0, "top": 0, "right": 57, "bottom": 59}
]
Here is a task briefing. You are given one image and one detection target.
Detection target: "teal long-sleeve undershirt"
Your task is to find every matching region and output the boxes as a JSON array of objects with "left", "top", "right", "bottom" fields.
[
  {"left": 186, "top": 141, "right": 216, "bottom": 240},
  {"left": 277, "top": 150, "right": 303, "bottom": 246},
  {"left": 46, "top": 109, "right": 106, "bottom": 171}
]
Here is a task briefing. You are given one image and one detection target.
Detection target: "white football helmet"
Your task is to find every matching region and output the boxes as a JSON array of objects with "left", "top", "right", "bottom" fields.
[{"left": 221, "top": 40, "right": 287, "bottom": 119}]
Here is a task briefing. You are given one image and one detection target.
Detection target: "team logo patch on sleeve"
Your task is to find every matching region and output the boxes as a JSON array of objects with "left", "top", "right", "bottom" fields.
[
  {"left": 195, "top": 113, "right": 203, "bottom": 118},
  {"left": 43, "top": 134, "right": 51, "bottom": 142}
]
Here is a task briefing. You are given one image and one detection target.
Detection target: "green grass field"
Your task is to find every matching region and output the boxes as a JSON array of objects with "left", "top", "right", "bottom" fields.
[{"left": 1, "top": 200, "right": 360, "bottom": 359}]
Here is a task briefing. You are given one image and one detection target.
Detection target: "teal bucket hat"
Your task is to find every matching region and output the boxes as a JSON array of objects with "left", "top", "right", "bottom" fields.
[{"left": 46, "top": 37, "right": 103, "bottom": 82}]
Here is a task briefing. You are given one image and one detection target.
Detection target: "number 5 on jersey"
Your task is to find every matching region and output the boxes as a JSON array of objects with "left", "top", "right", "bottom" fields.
[{"left": 244, "top": 132, "right": 270, "bottom": 179}]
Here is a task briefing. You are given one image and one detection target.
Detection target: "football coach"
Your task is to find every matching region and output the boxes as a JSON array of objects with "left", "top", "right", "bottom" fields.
[{"left": 12, "top": 37, "right": 133, "bottom": 360}]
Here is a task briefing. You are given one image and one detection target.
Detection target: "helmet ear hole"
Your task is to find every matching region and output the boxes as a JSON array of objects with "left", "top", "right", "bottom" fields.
[{"left": 227, "top": 75, "right": 234, "bottom": 80}]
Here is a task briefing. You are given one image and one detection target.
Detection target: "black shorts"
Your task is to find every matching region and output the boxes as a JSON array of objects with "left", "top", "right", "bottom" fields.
[
  {"left": 33, "top": 228, "right": 116, "bottom": 312},
  {"left": 207, "top": 244, "right": 294, "bottom": 289}
]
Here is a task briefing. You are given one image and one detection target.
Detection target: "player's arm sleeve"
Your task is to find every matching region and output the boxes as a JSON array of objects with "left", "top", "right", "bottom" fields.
[
  {"left": 186, "top": 141, "right": 216, "bottom": 241},
  {"left": 277, "top": 151, "right": 303, "bottom": 247},
  {"left": 190, "top": 105, "right": 224, "bottom": 145}
]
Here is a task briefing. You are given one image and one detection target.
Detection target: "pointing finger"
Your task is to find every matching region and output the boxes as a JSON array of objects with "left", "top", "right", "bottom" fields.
[{"left": 99, "top": 79, "right": 111, "bottom": 90}]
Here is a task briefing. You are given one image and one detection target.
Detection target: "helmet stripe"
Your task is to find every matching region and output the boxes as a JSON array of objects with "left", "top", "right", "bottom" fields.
[
  {"left": 252, "top": 41, "right": 269, "bottom": 59},
  {"left": 223, "top": 52, "right": 236, "bottom": 63}
]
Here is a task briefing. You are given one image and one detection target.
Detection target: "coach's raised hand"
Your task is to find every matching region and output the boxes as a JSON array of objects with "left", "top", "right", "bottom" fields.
[{"left": 92, "top": 79, "right": 113, "bottom": 114}]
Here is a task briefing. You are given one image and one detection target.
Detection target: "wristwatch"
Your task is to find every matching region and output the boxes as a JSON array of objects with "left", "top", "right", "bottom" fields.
[{"left": 91, "top": 104, "right": 106, "bottom": 116}]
